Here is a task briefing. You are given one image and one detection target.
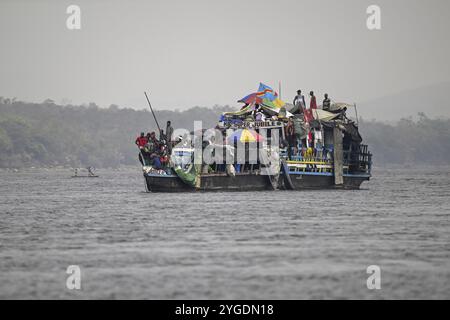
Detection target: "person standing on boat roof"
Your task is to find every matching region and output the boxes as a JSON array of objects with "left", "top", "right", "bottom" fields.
[
  {"left": 310, "top": 91, "right": 317, "bottom": 109},
  {"left": 323, "top": 93, "right": 331, "bottom": 111},
  {"left": 293, "top": 90, "right": 305, "bottom": 114},
  {"left": 166, "top": 121, "right": 174, "bottom": 152}
]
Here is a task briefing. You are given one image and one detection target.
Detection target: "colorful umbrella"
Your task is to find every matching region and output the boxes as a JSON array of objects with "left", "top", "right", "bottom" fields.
[{"left": 228, "top": 129, "right": 265, "bottom": 143}]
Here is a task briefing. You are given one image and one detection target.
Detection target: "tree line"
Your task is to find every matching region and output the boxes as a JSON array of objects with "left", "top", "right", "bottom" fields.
[{"left": 0, "top": 98, "right": 449, "bottom": 168}]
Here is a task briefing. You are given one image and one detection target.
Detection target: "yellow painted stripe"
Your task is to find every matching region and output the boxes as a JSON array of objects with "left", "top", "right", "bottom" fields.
[{"left": 287, "top": 161, "right": 331, "bottom": 165}]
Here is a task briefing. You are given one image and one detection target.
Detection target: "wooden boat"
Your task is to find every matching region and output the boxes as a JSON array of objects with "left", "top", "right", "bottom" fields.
[
  {"left": 144, "top": 170, "right": 272, "bottom": 193},
  {"left": 71, "top": 167, "right": 99, "bottom": 178},
  {"left": 71, "top": 175, "right": 99, "bottom": 178},
  {"left": 139, "top": 86, "right": 372, "bottom": 192}
]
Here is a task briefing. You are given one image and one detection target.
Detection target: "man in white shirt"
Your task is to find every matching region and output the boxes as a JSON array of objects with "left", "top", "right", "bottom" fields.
[{"left": 293, "top": 90, "right": 306, "bottom": 114}]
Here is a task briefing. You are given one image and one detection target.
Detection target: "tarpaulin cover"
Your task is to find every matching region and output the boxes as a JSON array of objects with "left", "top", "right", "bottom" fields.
[
  {"left": 311, "top": 109, "right": 340, "bottom": 122},
  {"left": 223, "top": 104, "right": 254, "bottom": 116},
  {"left": 293, "top": 118, "right": 306, "bottom": 139},
  {"left": 223, "top": 103, "right": 293, "bottom": 118},
  {"left": 341, "top": 122, "right": 363, "bottom": 143},
  {"left": 327, "top": 103, "right": 352, "bottom": 113},
  {"left": 174, "top": 163, "right": 201, "bottom": 187},
  {"left": 259, "top": 104, "right": 293, "bottom": 118}
]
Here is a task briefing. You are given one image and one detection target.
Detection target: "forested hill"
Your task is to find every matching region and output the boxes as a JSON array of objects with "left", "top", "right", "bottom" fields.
[
  {"left": 0, "top": 99, "right": 449, "bottom": 168},
  {"left": 0, "top": 99, "right": 231, "bottom": 168}
]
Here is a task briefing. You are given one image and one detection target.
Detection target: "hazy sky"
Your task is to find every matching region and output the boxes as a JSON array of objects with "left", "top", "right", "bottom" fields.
[{"left": 1, "top": 0, "right": 449, "bottom": 114}]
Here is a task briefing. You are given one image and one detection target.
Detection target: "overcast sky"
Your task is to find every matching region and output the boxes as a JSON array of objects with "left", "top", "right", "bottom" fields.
[{"left": 1, "top": 0, "right": 449, "bottom": 116}]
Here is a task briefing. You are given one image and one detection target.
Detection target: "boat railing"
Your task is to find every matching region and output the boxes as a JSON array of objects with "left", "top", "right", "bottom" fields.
[
  {"left": 284, "top": 145, "right": 334, "bottom": 174},
  {"left": 343, "top": 144, "right": 372, "bottom": 175},
  {"left": 283, "top": 143, "right": 372, "bottom": 176}
]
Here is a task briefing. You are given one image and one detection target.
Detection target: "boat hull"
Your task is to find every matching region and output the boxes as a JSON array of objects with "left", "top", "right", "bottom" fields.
[
  {"left": 144, "top": 172, "right": 272, "bottom": 192},
  {"left": 144, "top": 171, "right": 370, "bottom": 192},
  {"left": 144, "top": 173, "right": 193, "bottom": 192},
  {"left": 285, "top": 172, "right": 370, "bottom": 190}
]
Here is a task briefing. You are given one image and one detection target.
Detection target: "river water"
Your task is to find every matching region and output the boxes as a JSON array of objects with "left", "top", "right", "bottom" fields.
[{"left": 0, "top": 166, "right": 449, "bottom": 299}]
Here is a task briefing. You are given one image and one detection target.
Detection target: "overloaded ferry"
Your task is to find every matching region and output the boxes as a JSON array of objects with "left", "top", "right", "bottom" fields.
[{"left": 139, "top": 83, "right": 372, "bottom": 192}]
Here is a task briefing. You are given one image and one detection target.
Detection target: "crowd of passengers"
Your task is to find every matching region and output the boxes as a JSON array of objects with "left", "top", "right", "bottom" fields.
[{"left": 135, "top": 121, "right": 174, "bottom": 169}]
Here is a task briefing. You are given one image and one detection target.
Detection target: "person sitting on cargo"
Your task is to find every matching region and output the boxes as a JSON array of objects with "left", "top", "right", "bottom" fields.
[
  {"left": 277, "top": 106, "right": 288, "bottom": 119},
  {"left": 159, "top": 144, "right": 170, "bottom": 168},
  {"left": 323, "top": 94, "right": 331, "bottom": 111},
  {"left": 148, "top": 131, "right": 159, "bottom": 146},
  {"left": 139, "top": 132, "right": 159, "bottom": 167},
  {"left": 143, "top": 135, "right": 162, "bottom": 169}
]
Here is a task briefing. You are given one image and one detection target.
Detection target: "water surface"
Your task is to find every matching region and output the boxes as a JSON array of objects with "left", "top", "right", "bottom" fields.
[{"left": 0, "top": 166, "right": 449, "bottom": 299}]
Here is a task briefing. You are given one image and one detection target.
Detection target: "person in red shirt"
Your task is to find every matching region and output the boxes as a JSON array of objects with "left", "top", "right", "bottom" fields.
[
  {"left": 310, "top": 91, "right": 317, "bottom": 109},
  {"left": 135, "top": 132, "right": 148, "bottom": 166},
  {"left": 135, "top": 132, "right": 148, "bottom": 148}
]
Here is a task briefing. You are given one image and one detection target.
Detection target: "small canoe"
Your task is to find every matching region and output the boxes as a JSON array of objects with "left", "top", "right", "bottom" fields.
[{"left": 70, "top": 175, "right": 99, "bottom": 178}]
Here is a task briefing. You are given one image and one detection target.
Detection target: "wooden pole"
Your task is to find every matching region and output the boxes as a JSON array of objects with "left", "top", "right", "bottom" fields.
[
  {"left": 354, "top": 103, "right": 359, "bottom": 126},
  {"left": 144, "top": 91, "right": 161, "bottom": 133},
  {"left": 333, "top": 126, "right": 344, "bottom": 186}
]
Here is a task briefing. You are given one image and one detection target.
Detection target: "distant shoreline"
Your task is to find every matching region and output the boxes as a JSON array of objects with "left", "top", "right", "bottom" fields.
[{"left": 1, "top": 101, "right": 449, "bottom": 168}]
